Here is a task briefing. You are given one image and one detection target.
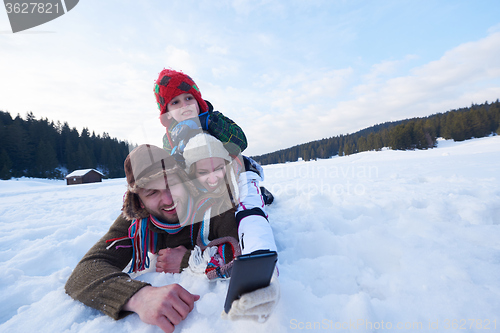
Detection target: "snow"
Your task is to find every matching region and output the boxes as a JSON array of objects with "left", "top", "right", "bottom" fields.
[{"left": 1, "top": 136, "right": 500, "bottom": 333}]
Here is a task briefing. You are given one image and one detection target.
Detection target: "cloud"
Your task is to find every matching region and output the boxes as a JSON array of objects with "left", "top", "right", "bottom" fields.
[
  {"left": 2, "top": 1, "right": 500, "bottom": 160},
  {"left": 206, "top": 45, "right": 228, "bottom": 55},
  {"left": 363, "top": 54, "right": 419, "bottom": 82},
  {"left": 163, "top": 46, "right": 197, "bottom": 75},
  {"left": 372, "top": 31, "right": 500, "bottom": 109},
  {"left": 239, "top": 68, "right": 354, "bottom": 154},
  {"left": 245, "top": 31, "right": 500, "bottom": 156},
  {"left": 230, "top": 0, "right": 285, "bottom": 16},
  {"left": 0, "top": 31, "right": 159, "bottom": 146}
]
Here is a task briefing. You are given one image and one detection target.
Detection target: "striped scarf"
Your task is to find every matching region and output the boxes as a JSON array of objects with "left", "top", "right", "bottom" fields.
[{"left": 126, "top": 196, "right": 215, "bottom": 273}]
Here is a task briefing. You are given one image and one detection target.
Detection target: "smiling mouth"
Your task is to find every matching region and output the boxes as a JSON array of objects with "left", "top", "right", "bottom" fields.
[
  {"left": 179, "top": 105, "right": 196, "bottom": 117},
  {"left": 162, "top": 202, "right": 177, "bottom": 212}
]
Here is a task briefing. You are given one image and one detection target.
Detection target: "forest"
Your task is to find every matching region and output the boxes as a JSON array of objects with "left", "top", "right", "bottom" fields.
[
  {"left": 1, "top": 100, "right": 499, "bottom": 180},
  {"left": 251, "top": 100, "right": 500, "bottom": 165},
  {"left": 0, "top": 111, "right": 133, "bottom": 180}
]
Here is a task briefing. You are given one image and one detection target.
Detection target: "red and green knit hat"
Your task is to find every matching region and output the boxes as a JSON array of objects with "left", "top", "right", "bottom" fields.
[{"left": 154, "top": 69, "right": 209, "bottom": 115}]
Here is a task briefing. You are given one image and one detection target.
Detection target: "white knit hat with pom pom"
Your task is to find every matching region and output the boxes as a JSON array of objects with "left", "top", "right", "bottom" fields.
[{"left": 183, "top": 133, "right": 231, "bottom": 172}]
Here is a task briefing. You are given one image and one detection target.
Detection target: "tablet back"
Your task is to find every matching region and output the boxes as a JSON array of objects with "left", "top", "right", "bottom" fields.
[{"left": 224, "top": 250, "right": 278, "bottom": 313}]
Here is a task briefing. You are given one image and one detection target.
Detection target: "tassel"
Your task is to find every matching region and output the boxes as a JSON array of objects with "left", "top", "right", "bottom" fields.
[{"left": 127, "top": 217, "right": 158, "bottom": 273}]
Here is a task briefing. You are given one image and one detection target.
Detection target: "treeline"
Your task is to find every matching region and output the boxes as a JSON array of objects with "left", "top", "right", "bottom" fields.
[
  {"left": 252, "top": 100, "right": 500, "bottom": 165},
  {"left": 0, "top": 111, "right": 135, "bottom": 180}
]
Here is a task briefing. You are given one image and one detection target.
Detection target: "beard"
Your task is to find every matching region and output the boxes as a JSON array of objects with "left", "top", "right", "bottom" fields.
[{"left": 147, "top": 198, "right": 187, "bottom": 225}]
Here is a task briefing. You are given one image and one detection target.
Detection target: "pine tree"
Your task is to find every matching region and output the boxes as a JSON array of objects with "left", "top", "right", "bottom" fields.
[
  {"left": 5, "top": 117, "right": 31, "bottom": 177},
  {"left": 0, "top": 148, "right": 12, "bottom": 180},
  {"left": 357, "top": 136, "right": 367, "bottom": 152},
  {"left": 451, "top": 113, "right": 468, "bottom": 141},
  {"left": 35, "top": 141, "right": 59, "bottom": 178}
]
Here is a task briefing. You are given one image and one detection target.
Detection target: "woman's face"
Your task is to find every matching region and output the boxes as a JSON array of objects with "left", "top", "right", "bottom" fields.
[{"left": 194, "top": 157, "right": 226, "bottom": 192}]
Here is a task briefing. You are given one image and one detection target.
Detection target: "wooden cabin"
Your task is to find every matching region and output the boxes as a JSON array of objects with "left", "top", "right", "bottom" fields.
[{"left": 65, "top": 169, "right": 104, "bottom": 185}]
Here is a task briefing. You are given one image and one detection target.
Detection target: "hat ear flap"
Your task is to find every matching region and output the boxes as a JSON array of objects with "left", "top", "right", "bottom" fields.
[{"left": 122, "top": 190, "right": 150, "bottom": 221}]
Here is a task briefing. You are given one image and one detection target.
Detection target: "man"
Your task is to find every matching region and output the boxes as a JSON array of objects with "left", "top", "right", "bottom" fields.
[{"left": 65, "top": 144, "right": 206, "bottom": 332}]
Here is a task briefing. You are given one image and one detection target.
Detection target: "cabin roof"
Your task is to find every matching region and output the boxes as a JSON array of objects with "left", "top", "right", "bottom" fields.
[{"left": 65, "top": 169, "right": 104, "bottom": 178}]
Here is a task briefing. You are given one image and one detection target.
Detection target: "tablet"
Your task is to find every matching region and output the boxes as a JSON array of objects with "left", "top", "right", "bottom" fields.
[{"left": 224, "top": 250, "right": 278, "bottom": 313}]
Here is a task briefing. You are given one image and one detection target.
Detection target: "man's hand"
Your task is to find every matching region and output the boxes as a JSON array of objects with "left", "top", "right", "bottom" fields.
[
  {"left": 156, "top": 245, "right": 188, "bottom": 273},
  {"left": 124, "top": 284, "right": 200, "bottom": 333}
]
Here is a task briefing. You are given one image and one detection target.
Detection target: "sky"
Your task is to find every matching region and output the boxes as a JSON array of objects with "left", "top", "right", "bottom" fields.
[{"left": 1, "top": 0, "right": 500, "bottom": 156}]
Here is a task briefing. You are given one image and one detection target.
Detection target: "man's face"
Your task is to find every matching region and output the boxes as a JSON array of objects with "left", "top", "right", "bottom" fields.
[{"left": 137, "top": 174, "right": 189, "bottom": 223}]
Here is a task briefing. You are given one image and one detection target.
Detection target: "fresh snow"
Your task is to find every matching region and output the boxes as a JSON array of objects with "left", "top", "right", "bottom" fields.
[{"left": 1, "top": 136, "right": 499, "bottom": 333}]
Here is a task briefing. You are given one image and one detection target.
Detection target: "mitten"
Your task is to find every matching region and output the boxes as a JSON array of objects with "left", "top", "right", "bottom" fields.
[
  {"left": 205, "top": 243, "right": 234, "bottom": 280},
  {"left": 221, "top": 269, "right": 280, "bottom": 322},
  {"left": 187, "top": 245, "right": 218, "bottom": 275}
]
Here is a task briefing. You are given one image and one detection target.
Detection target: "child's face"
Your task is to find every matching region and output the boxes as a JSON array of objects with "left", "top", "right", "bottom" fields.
[
  {"left": 194, "top": 157, "right": 226, "bottom": 192},
  {"left": 165, "top": 93, "right": 200, "bottom": 123}
]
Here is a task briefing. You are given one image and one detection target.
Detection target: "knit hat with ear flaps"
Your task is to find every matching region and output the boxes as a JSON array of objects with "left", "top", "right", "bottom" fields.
[
  {"left": 154, "top": 69, "right": 209, "bottom": 115},
  {"left": 183, "top": 133, "right": 232, "bottom": 173},
  {"left": 122, "top": 144, "right": 198, "bottom": 221}
]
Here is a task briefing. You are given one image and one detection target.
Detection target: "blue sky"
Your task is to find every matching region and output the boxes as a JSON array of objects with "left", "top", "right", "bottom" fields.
[{"left": 1, "top": 0, "right": 500, "bottom": 156}]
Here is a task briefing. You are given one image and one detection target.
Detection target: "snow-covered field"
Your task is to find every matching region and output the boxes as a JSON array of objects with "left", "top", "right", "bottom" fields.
[{"left": 1, "top": 136, "right": 499, "bottom": 333}]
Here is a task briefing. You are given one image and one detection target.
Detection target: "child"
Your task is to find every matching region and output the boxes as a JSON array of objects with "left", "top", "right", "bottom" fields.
[
  {"left": 154, "top": 68, "right": 247, "bottom": 157},
  {"left": 153, "top": 68, "right": 277, "bottom": 256}
]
